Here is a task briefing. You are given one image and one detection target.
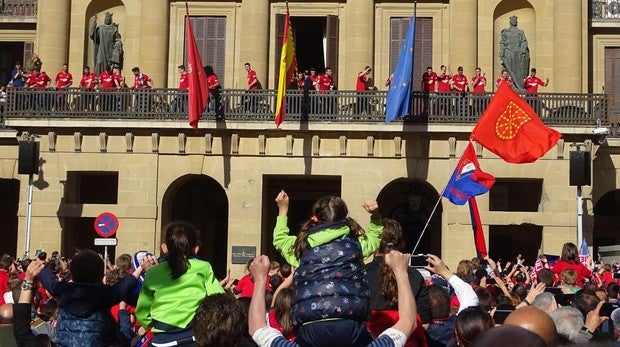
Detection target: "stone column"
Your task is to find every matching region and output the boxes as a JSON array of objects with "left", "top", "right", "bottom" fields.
[
  {"left": 345, "top": 0, "right": 374, "bottom": 89},
  {"left": 449, "top": 0, "right": 477, "bottom": 74},
  {"left": 139, "top": 0, "right": 169, "bottom": 87},
  {"left": 239, "top": 0, "right": 269, "bottom": 88},
  {"left": 553, "top": 1, "right": 582, "bottom": 92},
  {"left": 36, "top": 0, "right": 70, "bottom": 73}
]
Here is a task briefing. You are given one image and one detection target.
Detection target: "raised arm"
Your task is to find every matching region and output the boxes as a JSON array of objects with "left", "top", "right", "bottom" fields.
[
  {"left": 385, "top": 250, "right": 417, "bottom": 338},
  {"left": 360, "top": 200, "right": 383, "bottom": 258},
  {"left": 425, "top": 254, "right": 478, "bottom": 313}
]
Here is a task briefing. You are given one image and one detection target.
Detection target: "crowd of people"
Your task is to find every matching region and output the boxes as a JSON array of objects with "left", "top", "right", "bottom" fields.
[{"left": 0, "top": 190, "right": 619, "bottom": 347}]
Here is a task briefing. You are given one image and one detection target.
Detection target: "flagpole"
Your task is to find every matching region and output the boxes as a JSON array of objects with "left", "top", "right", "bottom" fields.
[
  {"left": 408, "top": 2, "right": 417, "bottom": 115},
  {"left": 412, "top": 183, "right": 448, "bottom": 255}
]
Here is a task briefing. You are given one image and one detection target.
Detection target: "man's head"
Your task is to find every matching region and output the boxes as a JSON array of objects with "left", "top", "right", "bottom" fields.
[
  {"left": 70, "top": 249, "right": 104, "bottom": 283},
  {"left": 310, "top": 67, "right": 316, "bottom": 76},
  {"left": 62, "top": 64, "right": 68, "bottom": 72},
  {"left": 532, "top": 292, "right": 557, "bottom": 314},
  {"left": 83, "top": 66, "right": 90, "bottom": 75},
  {"left": 504, "top": 306, "right": 558, "bottom": 346},
  {"left": 440, "top": 65, "right": 446, "bottom": 71},
  {"left": 457, "top": 66, "right": 464, "bottom": 75},
  {"left": 325, "top": 67, "right": 332, "bottom": 76},
  {"left": 550, "top": 306, "right": 583, "bottom": 343},
  {"left": 194, "top": 293, "right": 246, "bottom": 347},
  {"left": 501, "top": 69, "right": 509, "bottom": 78},
  {"left": 472, "top": 325, "right": 547, "bottom": 347},
  {"left": 15, "top": 61, "right": 21, "bottom": 69},
  {"left": 244, "top": 63, "right": 251, "bottom": 72},
  {"left": 530, "top": 68, "right": 537, "bottom": 76},
  {"left": 178, "top": 65, "right": 186, "bottom": 73},
  {"left": 537, "top": 268, "right": 555, "bottom": 287},
  {"left": 428, "top": 284, "right": 451, "bottom": 320},
  {"left": 132, "top": 67, "right": 140, "bottom": 75},
  {"left": 427, "top": 66, "right": 433, "bottom": 74},
  {"left": 572, "top": 290, "right": 600, "bottom": 318},
  {"left": 475, "top": 67, "right": 481, "bottom": 76}
]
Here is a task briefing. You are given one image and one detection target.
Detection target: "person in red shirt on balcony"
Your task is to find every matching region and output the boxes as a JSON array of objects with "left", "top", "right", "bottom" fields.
[
  {"left": 452, "top": 66, "right": 469, "bottom": 116},
  {"left": 317, "top": 67, "right": 334, "bottom": 114},
  {"left": 356, "top": 65, "right": 372, "bottom": 115},
  {"left": 523, "top": 68, "right": 549, "bottom": 115},
  {"left": 437, "top": 65, "right": 452, "bottom": 93},
  {"left": 111, "top": 66, "right": 126, "bottom": 111},
  {"left": 131, "top": 66, "right": 152, "bottom": 113},
  {"left": 79, "top": 66, "right": 98, "bottom": 111},
  {"left": 495, "top": 69, "right": 513, "bottom": 89},
  {"left": 244, "top": 62, "right": 261, "bottom": 113},
  {"left": 31, "top": 67, "right": 51, "bottom": 112},
  {"left": 205, "top": 65, "right": 224, "bottom": 120},
  {"left": 55, "top": 63, "right": 73, "bottom": 111},
  {"left": 170, "top": 64, "right": 188, "bottom": 113},
  {"left": 99, "top": 65, "right": 115, "bottom": 111},
  {"left": 471, "top": 67, "right": 487, "bottom": 115},
  {"left": 421, "top": 66, "right": 437, "bottom": 92}
]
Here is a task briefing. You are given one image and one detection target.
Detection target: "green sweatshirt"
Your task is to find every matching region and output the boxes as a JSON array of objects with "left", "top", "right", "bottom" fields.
[
  {"left": 273, "top": 215, "right": 383, "bottom": 267},
  {"left": 136, "top": 259, "right": 224, "bottom": 332}
]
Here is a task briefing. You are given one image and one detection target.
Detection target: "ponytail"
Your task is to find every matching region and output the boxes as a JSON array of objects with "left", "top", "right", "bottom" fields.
[{"left": 164, "top": 221, "right": 199, "bottom": 279}]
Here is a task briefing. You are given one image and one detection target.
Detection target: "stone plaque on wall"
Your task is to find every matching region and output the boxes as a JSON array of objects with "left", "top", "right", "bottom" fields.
[{"left": 231, "top": 246, "right": 256, "bottom": 264}]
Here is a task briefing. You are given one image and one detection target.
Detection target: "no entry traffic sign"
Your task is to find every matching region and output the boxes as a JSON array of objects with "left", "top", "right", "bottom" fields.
[{"left": 94, "top": 212, "right": 119, "bottom": 237}]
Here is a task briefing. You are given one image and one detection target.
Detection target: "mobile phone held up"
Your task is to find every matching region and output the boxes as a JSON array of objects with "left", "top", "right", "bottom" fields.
[{"left": 409, "top": 254, "right": 429, "bottom": 267}]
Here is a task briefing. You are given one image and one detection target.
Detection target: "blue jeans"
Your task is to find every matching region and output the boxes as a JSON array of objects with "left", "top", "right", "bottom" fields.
[{"left": 295, "top": 319, "right": 373, "bottom": 347}]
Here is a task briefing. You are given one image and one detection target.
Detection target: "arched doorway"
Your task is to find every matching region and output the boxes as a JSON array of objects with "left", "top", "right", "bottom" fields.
[
  {"left": 161, "top": 175, "right": 228, "bottom": 278},
  {"left": 377, "top": 178, "right": 442, "bottom": 256},
  {"left": 593, "top": 189, "right": 620, "bottom": 253}
]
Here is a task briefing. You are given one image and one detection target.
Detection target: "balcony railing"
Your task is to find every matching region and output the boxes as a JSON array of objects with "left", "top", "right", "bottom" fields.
[
  {"left": 2, "top": 87, "right": 609, "bottom": 127},
  {"left": 0, "top": 0, "right": 37, "bottom": 16}
]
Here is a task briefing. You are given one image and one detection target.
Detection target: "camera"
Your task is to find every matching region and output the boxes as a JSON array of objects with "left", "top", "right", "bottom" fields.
[{"left": 409, "top": 254, "right": 428, "bottom": 267}]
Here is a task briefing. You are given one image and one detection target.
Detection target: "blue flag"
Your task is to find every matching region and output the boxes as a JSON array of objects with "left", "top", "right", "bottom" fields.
[
  {"left": 385, "top": 16, "right": 415, "bottom": 123},
  {"left": 443, "top": 143, "right": 496, "bottom": 205}
]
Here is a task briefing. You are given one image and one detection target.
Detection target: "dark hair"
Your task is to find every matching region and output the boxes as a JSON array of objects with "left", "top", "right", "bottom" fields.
[
  {"left": 244, "top": 62, "right": 251, "bottom": 66},
  {"left": 280, "top": 263, "right": 292, "bottom": 278},
  {"left": 607, "top": 282, "right": 620, "bottom": 300},
  {"left": 377, "top": 218, "right": 405, "bottom": 308},
  {"left": 204, "top": 65, "right": 215, "bottom": 75},
  {"left": 455, "top": 306, "right": 495, "bottom": 347},
  {"left": 293, "top": 196, "right": 364, "bottom": 259},
  {"left": 178, "top": 64, "right": 185, "bottom": 70},
  {"left": 273, "top": 288, "right": 295, "bottom": 338},
  {"left": 428, "top": 284, "right": 451, "bottom": 319},
  {"left": 537, "top": 268, "right": 554, "bottom": 286},
  {"left": 131, "top": 67, "right": 140, "bottom": 73},
  {"left": 269, "top": 274, "right": 283, "bottom": 291},
  {"left": 164, "top": 221, "right": 199, "bottom": 279},
  {"left": 531, "top": 68, "right": 537, "bottom": 72},
  {"left": 115, "top": 254, "right": 132, "bottom": 272},
  {"left": 572, "top": 289, "right": 600, "bottom": 318},
  {"left": 38, "top": 251, "right": 47, "bottom": 261},
  {"left": 560, "top": 242, "right": 579, "bottom": 263},
  {"left": 0, "top": 254, "right": 13, "bottom": 271},
  {"left": 70, "top": 249, "right": 104, "bottom": 283},
  {"left": 84, "top": 66, "right": 90, "bottom": 70},
  {"left": 475, "top": 286, "right": 493, "bottom": 312},
  {"left": 427, "top": 66, "right": 432, "bottom": 69},
  {"left": 194, "top": 293, "right": 246, "bottom": 347}
]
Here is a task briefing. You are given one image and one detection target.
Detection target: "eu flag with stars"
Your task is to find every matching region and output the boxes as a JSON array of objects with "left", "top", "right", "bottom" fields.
[{"left": 385, "top": 16, "right": 415, "bottom": 123}]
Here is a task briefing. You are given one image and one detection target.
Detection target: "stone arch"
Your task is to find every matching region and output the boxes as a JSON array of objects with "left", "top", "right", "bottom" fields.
[
  {"left": 493, "top": 0, "right": 535, "bottom": 89},
  {"left": 161, "top": 174, "right": 229, "bottom": 278},
  {"left": 593, "top": 189, "right": 620, "bottom": 252},
  {"left": 84, "top": 0, "right": 127, "bottom": 70},
  {"left": 376, "top": 178, "right": 442, "bottom": 256}
]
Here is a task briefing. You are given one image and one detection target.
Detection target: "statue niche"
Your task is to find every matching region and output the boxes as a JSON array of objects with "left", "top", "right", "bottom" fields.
[
  {"left": 90, "top": 12, "right": 124, "bottom": 74},
  {"left": 499, "top": 15, "right": 530, "bottom": 92}
]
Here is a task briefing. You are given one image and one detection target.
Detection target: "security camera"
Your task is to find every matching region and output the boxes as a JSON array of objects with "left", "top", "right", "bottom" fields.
[{"left": 593, "top": 127, "right": 610, "bottom": 135}]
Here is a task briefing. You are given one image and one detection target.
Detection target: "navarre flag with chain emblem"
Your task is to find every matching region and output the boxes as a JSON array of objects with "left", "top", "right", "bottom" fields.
[
  {"left": 470, "top": 83, "right": 561, "bottom": 164},
  {"left": 443, "top": 142, "right": 495, "bottom": 205},
  {"left": 186, "top": 6, "right": 209, "bottom": 130}
]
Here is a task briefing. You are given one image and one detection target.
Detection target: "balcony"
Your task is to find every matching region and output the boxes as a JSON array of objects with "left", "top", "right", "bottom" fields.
[
  {"left": 592, "top": 0, "right": 620, "bottom": 26},
  {"left": 0, "top": 0, "right": 37, "bottom": 22},
  {"left": 1, "top": 87, "right": 609, "bottom": 130}
]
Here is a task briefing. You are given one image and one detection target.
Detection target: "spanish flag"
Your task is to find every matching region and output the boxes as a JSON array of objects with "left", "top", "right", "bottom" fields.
[
  {"left": 470, "top": 83, "right": 561, "bottom": 163},
  {"left": 274, "top": 5, "right": 297, "bottom": 127}
]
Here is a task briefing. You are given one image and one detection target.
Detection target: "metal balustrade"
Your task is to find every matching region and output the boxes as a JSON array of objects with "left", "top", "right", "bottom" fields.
[{"left": 2, "top": 87, "right": 609, "bottom": 126}]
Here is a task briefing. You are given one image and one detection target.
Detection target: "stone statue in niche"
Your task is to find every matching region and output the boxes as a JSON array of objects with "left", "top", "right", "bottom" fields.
[
  {"left": 90, "top": 12, "right": 124, "bottom": 74},
  {"left": 499, "top": 15, "right": 530, "bottom": 91}
]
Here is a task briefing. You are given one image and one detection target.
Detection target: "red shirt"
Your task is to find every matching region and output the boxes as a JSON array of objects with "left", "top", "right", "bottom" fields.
[
  {"left": 34, "top": 72, "right": 51, "bottom": 89},
  {"left": 112, "top": 72, "right": 124, "bottom": 88},
  {"left": 0, "top": 270, "right": 9, "bottom": 305},
  {"left": 437, "top": 73, "right": 451, "bottom": 92},
  {"left": 524, "top": 76, "right": 545, "bottom": 93},
  {"left": 80, "top": 72, "right": 98, "bottom": 89},
  {"left": 297, "top": 79, "right": 304, "bottom": 90},
  {"left": 551, "top": 259, "right": 592, "bottom": 288},
  {"left": 179, "top": 72, "right": 189, "bottom": 89},
  {"left": 317, "top": 74, "right": 332, "bottom": 91},
  {"left": 496, "top": 77, "right": 513, "bottom": 88},
  {"left": 472, "top": 75, "right": 486, "bottom": 93},
  {"left": 422, "top": 72, "right": 437, "bottom": 92},
  {"left": 55, "top": 71, "right": 73, "bottom": 89},
  {"left": 247, "top": 70, "right": 258, "bottom": 90},
  {"left": 356, "top": 73, "right": 368, "bottom": 91},
  {"left": 133, "top": 73, "right": 152, "bottom": 89},
  {"left": 233, "top": 273, "right": 271, "bottom": 298},
  {"left": 99, "top": 71, "right": 114, "bottom": 89},
  {"left": 207, "top": 74, "right": 219, "bottom": 91},
  {"left": 26, "top": 71, "right": 37, "bottom": 88},
  {"left": 452, "top": 74, "right": 468, "bottom": 92}
]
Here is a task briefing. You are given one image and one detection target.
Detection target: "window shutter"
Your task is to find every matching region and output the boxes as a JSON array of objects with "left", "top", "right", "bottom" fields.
[
  {"left": 185, "top": 16, "right": 227, "bottom": 83},
  {"left": 326, "top": 15, "right": 339, "bottom": 84},
  {"left": 389, "top": 17, "right": 432, "bottom": 91},
  {"left": 23, "top": 41, "right": 33, "bottom": 64}
]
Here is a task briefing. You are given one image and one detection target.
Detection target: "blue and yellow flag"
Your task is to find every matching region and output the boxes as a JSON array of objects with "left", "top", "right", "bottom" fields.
[{"left": 385, "top": 16, "right": 415, "bottom": 123}]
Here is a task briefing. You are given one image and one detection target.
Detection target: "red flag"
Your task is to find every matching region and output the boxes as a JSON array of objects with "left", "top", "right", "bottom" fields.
[
  {"left": 468, "top": 197, "right": 487, "bottom": 258},
  {"left": 185, "top": 10, "right": 209, "bottom": 130},
  {"left": 470, "top": 83, "right": 561, "bottom": 163},
  {"left": 275, "top": 6, "right": 297, "bottom": 127}
]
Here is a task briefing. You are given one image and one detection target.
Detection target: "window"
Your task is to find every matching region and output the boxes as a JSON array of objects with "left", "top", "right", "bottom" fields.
[
  {"left": 390, "top": 17, "right": 432, "bottom": 91},
  {"left": 186, "top": 16, "right": 226, "bottom": 83},
  {"left": 489, "top": 178, "right": 543, "bottom": 212},
  {"left": 66, "top": 171, "right": 119, "bottom": 204}
]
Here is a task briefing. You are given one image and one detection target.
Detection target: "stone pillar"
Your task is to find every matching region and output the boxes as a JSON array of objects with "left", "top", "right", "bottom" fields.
[
  {"left": 36, "top": 0, "right": 70, "bottom": 73},
  {"left": 239, "top": 0, "right": 269, "bottom": 88},
  {"left": 553, "top": 1, "right": 582, "bottom": 92},
  {"left": 139, "top": 0, "right": 169, "bottom": 87},
  {"left": 345, "top": 0, "right": 374, "bottom": 89},
  {"left": 449, "top": 0, "right": 477, "bottom": 74}
]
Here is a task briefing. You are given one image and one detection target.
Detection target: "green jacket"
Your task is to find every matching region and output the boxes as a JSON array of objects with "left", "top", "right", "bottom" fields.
[
  {"left": 136, "top": 259, "right": 224, "bottom": 332},
  {"left": 273, "top": 215, "right": 383, "bottom": 267}
]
